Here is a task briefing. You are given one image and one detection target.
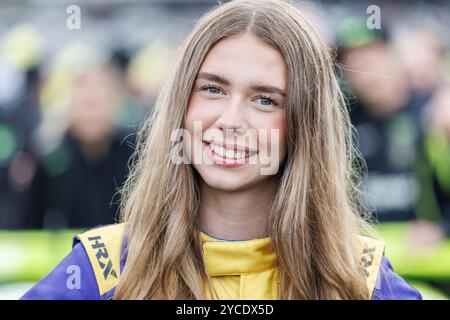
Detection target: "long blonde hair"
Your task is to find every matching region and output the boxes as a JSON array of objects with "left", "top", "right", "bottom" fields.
[{"left": 114, "top": 0, "right": 372, "bottom": 299}]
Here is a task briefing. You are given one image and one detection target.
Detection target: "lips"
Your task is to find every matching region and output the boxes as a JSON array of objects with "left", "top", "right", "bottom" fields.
[
  {"left": 202, "top": 141, "right": 258, "bottom": 167},
  {"left": 203, "top": 140, "right": 258, "bottom": 155}
]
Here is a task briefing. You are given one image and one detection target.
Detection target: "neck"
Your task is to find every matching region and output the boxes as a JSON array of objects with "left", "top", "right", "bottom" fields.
[{"left": 198, "top": 177, "right": 278, "bottom": 241}]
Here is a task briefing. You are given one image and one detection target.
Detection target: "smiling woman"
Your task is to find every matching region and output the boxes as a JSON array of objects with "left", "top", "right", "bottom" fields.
[
  {"left": 21, "top": 0, "right": 421, "bottom": 300},
  {"left": 185, "top": 32, "right": 287, "bottom": 194}
]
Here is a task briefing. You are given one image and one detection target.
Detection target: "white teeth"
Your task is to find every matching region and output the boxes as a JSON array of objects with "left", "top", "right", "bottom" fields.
[
  {"left": 225, "top": 149, "right": 234, "bottom": 159},
  {"left": 213, "top": 145, "right": 224, "bottom": 156},
  {"left": 210, "top": 144, "right": 248, "bottom": 159}
]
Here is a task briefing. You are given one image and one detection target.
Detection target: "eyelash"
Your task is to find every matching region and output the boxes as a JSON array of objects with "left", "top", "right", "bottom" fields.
[
  {"left": 199, "top": 85, "right": 279, "bottom": 107},
  {"left": 255, "top": 95, "right": 279, "bottom": 107},
  {"left": 201, "top": 85, "right": 223, "bottom": 95}
]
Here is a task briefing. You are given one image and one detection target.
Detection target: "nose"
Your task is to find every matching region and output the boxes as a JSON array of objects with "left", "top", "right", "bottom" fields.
[{"left": 215, "top": 96, "right": 248, "bottom": 135}]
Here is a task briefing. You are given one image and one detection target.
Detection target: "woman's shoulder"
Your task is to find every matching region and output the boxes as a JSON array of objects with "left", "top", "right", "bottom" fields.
[
  {"left": 20, "top": 241, "right": 101, "bottom": 300},
  {"left": 354, "top": 235, "right": 422, "bottom": 300},
  {"left": 21, "top": 223, "right": 128, "bottom": 300},
  {"left": 72, "top": 223, "right": 128, "bottom": 298},
  {"left": 21, "top": 225, "right": 421, "bottom": 300},
  {"left": 372, "top": 256, "right": 422, "bottom": 300}
]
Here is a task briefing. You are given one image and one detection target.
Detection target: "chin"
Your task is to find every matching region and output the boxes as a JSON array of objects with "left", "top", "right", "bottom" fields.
[
  {"left": 195, "top": 168, "right": 254, "bottom": 192},
  {"left": 202, "top": 175, "right": 249, "bottom": 192}
]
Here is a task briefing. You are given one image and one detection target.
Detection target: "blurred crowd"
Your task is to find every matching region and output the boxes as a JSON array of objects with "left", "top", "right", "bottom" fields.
[
  {"left": 337, "top": 17, "right": 450, "bottom": 248},
  {"left": 0, "top": 27, "right": 172, "bottom": 229},
  {"left": 0, "top": 0, "right": 449, "bottom": 250}
]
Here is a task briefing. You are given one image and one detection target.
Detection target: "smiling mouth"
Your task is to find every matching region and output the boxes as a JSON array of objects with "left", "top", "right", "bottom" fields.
[
  {"left": 202, "top": 141, "right": 258, "bottom": 166},
  {"left": 203, "top": 141, "right": 257, "bottom": 159}
]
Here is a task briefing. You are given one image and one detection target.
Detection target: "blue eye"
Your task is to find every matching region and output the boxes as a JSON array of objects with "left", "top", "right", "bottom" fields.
[
  {"left": 201, "top": 85, "right": 222, "bottom": 94},
  {"left": 256, "top": 96, "right": 278, "bottom": 107}
]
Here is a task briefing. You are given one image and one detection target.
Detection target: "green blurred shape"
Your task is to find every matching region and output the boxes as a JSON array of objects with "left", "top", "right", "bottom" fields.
[
  {"left": 0, "top": 229, "right": 82, "bottom": 283},
  {"left": 376, "top": 222, "right": 450, "bottom": 280},
  {"left": 42, "top": 144, "right": 72, "bottom": 177},
  {"left": 0, "top": 124, "right": 18, "bottom": 164},
  {"left": 337, "top": 17, "right": 377, "bottom": 49},
  {"left": 407, "top": 281, "right": 448, "bottom": 300}
]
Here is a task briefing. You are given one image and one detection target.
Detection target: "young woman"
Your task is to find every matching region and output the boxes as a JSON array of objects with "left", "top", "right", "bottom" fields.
[{"left": 22, "top": 0, "right": 421, "bottom": 300}]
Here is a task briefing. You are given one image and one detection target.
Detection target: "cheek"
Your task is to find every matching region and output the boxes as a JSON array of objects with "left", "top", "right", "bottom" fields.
[
  {"left": 253, "top": 112, "right": 286, "bottom": 154},
  {"left": 271, "top": 112, "right": 286, "bottom": 140},
  {"left": 278, "top": 115, "right": 287, "bottom": 146},
  {"left": 272, "top": 113, "right": 287, "bottom": 160},
  {"left": 185, "top": 95, "right": 217, "bottom": 133}
]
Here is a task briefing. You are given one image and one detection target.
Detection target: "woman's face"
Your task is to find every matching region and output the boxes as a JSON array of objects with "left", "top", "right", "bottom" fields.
[{"left": 184, "top": 33, "right": 287, "bottom": 191}]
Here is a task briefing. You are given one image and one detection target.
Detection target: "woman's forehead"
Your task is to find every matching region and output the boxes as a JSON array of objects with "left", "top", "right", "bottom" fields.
[{"left": 198, "top": 33, "right": 287, "bottom": 89}]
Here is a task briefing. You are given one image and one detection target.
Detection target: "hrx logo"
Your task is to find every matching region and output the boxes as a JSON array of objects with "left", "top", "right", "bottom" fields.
[{"left": 87, "top": 235, "right": 118, "bottom": 280}]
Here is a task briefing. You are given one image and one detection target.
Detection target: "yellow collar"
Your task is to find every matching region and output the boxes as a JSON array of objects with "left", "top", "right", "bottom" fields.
[{"left": 199, "top": 231, "right": 277, "bottom": 276}]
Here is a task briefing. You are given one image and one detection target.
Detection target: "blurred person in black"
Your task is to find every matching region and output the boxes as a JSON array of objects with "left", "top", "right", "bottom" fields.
[
  {"left": 336, "top": 19, "right": 447, "bottom": 246},
  {"left": 338, "top": 21, "right": 415, "bottom": 221},
  {"left": 394, "top": 28, "right": 450, "bottom": 244},
  {"left": 109, "top": 47, "right": 152, "bottom": 130},
  {"left": 415, "top": 85, "right": 450, "bottom": 238},
  {"left": 0, "top": 65, "right": 41, "bottom": 229},
  {"left": 0, "top": 25, "right": 42, "bottom": 228},
  {"left": 394, "top": 28, "right": 446, "bottom": 122},
  {"left": 24, "top": 63, "right": 135, "bottom": 229}
]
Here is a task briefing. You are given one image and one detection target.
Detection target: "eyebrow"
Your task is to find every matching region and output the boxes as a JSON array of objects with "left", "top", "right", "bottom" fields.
[{"left": 196, "top": 72, "right": 286, "bottom": 98}]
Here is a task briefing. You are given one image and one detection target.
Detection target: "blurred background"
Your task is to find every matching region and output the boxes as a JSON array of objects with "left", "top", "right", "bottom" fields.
[{"left": 0, "top": 0, "right": 449, "bottom": 299}]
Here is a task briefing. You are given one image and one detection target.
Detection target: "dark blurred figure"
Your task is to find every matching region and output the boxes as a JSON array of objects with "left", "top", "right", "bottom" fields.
[
  {"left": 338, "top": 19, "right": 448, "bottom": 247},
  {"left": 24, "top": 65, "right": 135, "bottom": 229},
  {"left": 394, "top": 28, "right": 449, "bottom": 245},
  {"left": 0, "top": 25, "right": 42, "bottom": 228},
  {"left": 394, "top": 29, "right": 446, "bottom": 118},
  {"left": 415, "top": 85, "right": 450, "bottom": 238},
  {"left": 338, "top": 22, "right": 417, "bottom": 221},
  {"left": 110, "top": 47, "right": 152, "bottom": 129}
]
